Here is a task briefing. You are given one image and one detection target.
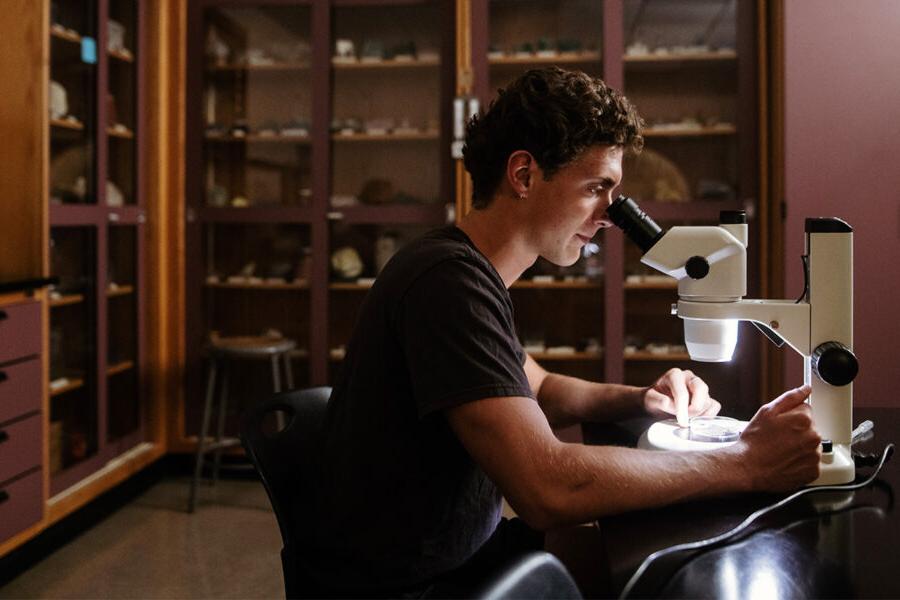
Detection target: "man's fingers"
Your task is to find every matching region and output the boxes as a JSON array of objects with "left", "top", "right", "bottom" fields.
[
  {"left": 768, "top": 384, "right": 812, "bottom": 414},
  {"left": 685, "top": 373, "right": 711, "bottom": 415},
  {"left": 665, "top": 370, "right": 690, "bottom": 427},
  {"left": 699, "top": 398, "right": 721, "bottom": 417}
]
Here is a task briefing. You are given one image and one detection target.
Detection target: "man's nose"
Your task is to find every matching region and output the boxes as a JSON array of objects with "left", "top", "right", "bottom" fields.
[{"left": 593, "top": 193, "right": 614, "bottom": 223}]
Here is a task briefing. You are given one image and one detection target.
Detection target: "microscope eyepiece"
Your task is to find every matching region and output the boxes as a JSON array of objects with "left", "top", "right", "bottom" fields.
[
  {"left": 720, "top": 210, "right": 747, "bottom": 224},
  {"left": 607, "top": 195, "right": 664, "bottom": 253}
]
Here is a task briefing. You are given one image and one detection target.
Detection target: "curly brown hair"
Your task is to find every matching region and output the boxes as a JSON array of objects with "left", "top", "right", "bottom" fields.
[{"left": 463, "top": 67, "right": 643, "bottom": 208}]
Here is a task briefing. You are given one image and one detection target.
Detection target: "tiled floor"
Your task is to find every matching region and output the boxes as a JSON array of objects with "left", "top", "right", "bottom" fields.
[{"left": 1, "top": 478, "right": 285, "bottom": 599}]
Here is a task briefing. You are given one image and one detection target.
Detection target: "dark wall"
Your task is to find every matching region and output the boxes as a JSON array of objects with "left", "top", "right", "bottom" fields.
[{"left": 783, "top": 2, "right": 900, "bottom": 406}]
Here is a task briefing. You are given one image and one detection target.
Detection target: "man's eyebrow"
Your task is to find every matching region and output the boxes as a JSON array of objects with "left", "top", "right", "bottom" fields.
[{"left": 587, "top": 176, "right": 617, "bottom": 187}]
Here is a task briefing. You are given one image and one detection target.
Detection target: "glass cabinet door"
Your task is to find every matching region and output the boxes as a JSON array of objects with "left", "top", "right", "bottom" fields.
[
  {"left": 202, "top": 5, "right": 313, "bottom": 208},
  {"left": 107, "top": 0, "right": 138, "bottom": 206},
  {"left": 487, "top": 0, "right": 604, "bottom": 94},
  {"left": 329, "top": 1, "right": 446, "bottom": 211},
  {"left": 186, "top": 222, "right": 313, "bottom": 435},
  {"left": 622, "top": 0, "right": 740, "bottom": 206},
  {"left": 48, "top": 227, "right": 99, "bottom": 478},
  {"left": 326, "top": 1, "right": 450, "bottom": 384},
  {"left": 107, "top": 225, "right": 141, "bottom": 444},
  {"left": 477, "top": 1, "right": 607, "bottom": 384},
  {"left": 50, "top": 1, "right": 98, "bottom": 205},
  {"left": 619, "top": 0, "right": 757, "bottom": 414}
]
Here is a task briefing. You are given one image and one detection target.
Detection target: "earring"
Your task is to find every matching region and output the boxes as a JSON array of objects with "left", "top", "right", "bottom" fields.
[{"left": 518, "top": 193, "right": 527, "bottom": 201}]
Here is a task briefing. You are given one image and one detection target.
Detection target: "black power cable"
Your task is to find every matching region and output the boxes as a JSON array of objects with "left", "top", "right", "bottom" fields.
[{"left": 619, "top": 443, "right": 895, "bottom": 599}]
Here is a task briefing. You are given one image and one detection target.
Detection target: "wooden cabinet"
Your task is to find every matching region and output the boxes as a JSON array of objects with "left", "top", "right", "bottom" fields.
[
  {"left": 617, "top": 0, "right": 761, "bottom": 416},
  {"left": 0, "top": 0, "right": 174, "bottom": 558}
]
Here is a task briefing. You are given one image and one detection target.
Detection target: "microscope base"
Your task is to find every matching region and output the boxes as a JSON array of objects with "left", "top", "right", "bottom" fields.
[
  {"left": 811, "top": 444, "right": 855, "bottom": 486},
  {"left": 638, "top": 422, "right": 856, "bottom": 486}
]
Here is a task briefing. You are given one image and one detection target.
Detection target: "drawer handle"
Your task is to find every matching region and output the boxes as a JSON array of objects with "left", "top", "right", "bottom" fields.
[
  {"left": 0, "top": 490, "right": 8, "bottom": 505},
  {"left": 0, "top": 310, "right": 7, "bottom": 321},
  {"left": 0, "top": 371, "right": 6, "bottom": 383},
  {"left": 0, "top": 430, "right": 7, "bottom": 444}
]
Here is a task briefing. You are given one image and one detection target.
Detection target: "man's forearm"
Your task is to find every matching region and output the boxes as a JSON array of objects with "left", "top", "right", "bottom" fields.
[
  {"left": 521, "top": 441, "right": 750, "bottom": 529},
  {"left": 537, "top": 372, "right": 647, "bottom": 427}
]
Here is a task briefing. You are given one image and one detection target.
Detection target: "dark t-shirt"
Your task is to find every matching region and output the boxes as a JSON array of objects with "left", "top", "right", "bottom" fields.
[{"left": 306, "top": 226, "right": 535, "bottom": 593}]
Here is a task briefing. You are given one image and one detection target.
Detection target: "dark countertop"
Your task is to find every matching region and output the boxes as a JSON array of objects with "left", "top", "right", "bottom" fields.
[{"left": 560, "top": 407, "right": 899, "bottom": 599}]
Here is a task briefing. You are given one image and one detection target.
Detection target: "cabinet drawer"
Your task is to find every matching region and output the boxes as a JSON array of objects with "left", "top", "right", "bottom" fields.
[
  {"left": 0, "top": 468, "right": 42, "bottom": 543},
  {"left": 0, "top": 301, "right": 41, "bottom": 364},
  {"left": 0, "top": 414, "right": 42, "bottom": 484},
  {"left": 0, "top": 357, "right": 41, "bottom": 424}
]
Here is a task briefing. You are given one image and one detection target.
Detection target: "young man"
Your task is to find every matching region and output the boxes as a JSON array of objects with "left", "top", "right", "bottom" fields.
[{"left": 307, "top": 67, "right": 821, "bottom": 596}]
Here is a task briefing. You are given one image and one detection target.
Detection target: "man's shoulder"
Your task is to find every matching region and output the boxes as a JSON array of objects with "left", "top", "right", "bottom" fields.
[{"left": 381, "top": 227, "right": 499, "bottom": 292}]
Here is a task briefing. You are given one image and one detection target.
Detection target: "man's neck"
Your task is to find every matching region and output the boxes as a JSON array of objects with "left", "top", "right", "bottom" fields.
[{"left": 457, "top": 199, "right": 537, "bottom": 288}]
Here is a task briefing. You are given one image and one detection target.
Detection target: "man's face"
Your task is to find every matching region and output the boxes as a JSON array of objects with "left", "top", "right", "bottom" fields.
[{"left": 524, "top": 145, "right": 623, "bottom": 266}]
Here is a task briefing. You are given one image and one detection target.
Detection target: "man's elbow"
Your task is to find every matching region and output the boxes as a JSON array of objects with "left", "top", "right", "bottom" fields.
[{"left": 506, "top": 489, "right": 582, "bottom": 532}]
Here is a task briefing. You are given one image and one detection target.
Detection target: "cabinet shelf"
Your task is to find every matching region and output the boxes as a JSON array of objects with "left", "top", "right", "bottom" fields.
[
  {"left": 107, "top": 285, "right": 134, "bottom": 298},
  {"left": 529, "top": 351, "right": 603, "bottom": 361},
  {"left": 49, "top": 376, "right": 85, "bottom": 397},
  {"left": 50, "top": 118, "right": 84, "bottom": 131},
  {"left": 327, "top": 204, "right": 448, "bottom": 225},
  {"left": 329, "top": 281, "right": 374, "bottom": 291},
  {"left": 107, "top": 127, "right": 134, "bottom": 139},
  {"left": 332, "top": 57, "right": 440, "bottom": 69},
  {"left": 625, "top": 351, "right": 691, "bottom": 361},
  {"left": 49, "top": 294, "right": 85, "bottom": 307},
  {"left": 331, "top": 131, "right": 439, "bottom": 143},
  {"left": 50, "top": 26, "right": 82, "bottom": 44},
  {"left": 205, "top": 133, "right": 310, "bottom": 144},
  {"left": 624, "top": 50, "right": 737, "bottom": 65},
  {"left": 627, "top": 200, "right": 745, "bottom": 221},
  {"left": 489, "top": 52, "right": 601, "bottom": 66},
  {"left": 624, "top": 279, "right": 677, "bottom": 290},
  {"left": 107, "top": 360, "right": 134, "bottom": 376},
  {"left": 205, "top": 280, "right": 310, "bottom": 291},
  {"left": 109, "top": 49, "right": 135, "bottom": 63},
  {"left": 208, "top": 62, "right": 310, "bottom": 72},
  {"left": 643, "top": 124, "right": 737, "bottom": 138},
  {"left": 198, "top": 206, "right": 316, "bottom": 223},
  {"left": 512, "top": 280, "right": 602, "bottom": 290}
]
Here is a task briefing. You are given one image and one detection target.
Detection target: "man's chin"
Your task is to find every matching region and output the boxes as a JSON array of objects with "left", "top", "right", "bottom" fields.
[{"left": 540, "top": 253, "right": 580, "bottom": 268}]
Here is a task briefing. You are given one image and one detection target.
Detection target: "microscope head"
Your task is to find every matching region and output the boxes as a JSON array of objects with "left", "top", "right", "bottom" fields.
[{"left": 608, "top": 196, "right": 749, "bottom": 362}]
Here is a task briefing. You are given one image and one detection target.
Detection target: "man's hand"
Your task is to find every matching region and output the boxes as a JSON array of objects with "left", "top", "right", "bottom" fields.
[
  {"left": 642, "top": 368, "right": 721, "bottom": 426},
  {"left": 731, "top": 385, "right": 821, "bottom": 492}
]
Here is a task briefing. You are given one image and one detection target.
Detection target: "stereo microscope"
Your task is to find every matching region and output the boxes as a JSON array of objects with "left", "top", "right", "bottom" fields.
[{"left": 608, "top": 196, "right": 858, "bottom": 486}]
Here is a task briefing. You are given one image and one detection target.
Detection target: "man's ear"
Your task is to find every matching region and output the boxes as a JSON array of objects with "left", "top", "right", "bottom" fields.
[{"left": 506, "top": 150, "right": 535, "bottom": 199}]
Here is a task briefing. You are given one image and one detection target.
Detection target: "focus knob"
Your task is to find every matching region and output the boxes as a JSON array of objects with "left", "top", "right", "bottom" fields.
[
  {"left": 685, "top": 256, "right": 710, "bottom": 280},
  {"left": 811, "top": 342, "right": 858, "bottom": 386}
]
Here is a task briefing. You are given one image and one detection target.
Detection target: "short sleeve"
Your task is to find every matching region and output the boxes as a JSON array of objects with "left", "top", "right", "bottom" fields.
[{"left": 396, "top": 258, "right": 535, "bottom": 418}]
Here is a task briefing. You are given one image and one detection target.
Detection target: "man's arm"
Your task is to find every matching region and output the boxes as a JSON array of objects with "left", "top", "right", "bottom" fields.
[
  {"left": 446, "top": 385, "right": 820, "bottom": 530},
  {"left": 524, "top": 355, "right": 721, "bottom": 428}
]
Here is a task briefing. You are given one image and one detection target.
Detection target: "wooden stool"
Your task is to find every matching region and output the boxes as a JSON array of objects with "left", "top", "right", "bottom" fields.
[{"left": 188, "top": 335, "right": 296, "bottom": 513}]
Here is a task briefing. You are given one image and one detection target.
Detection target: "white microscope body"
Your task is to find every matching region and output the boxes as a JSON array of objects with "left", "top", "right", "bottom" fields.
[{"left": 609, "top": 196, "right": 858, "bottom": 486}]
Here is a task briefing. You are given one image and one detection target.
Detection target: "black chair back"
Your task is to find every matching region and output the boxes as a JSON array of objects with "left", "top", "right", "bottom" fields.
[
  {"left": 240, "top": 386, "right": 332, "bottom": 599},
  {"left": 474, "top": 552, "right": 583, "bottom": 600}
]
